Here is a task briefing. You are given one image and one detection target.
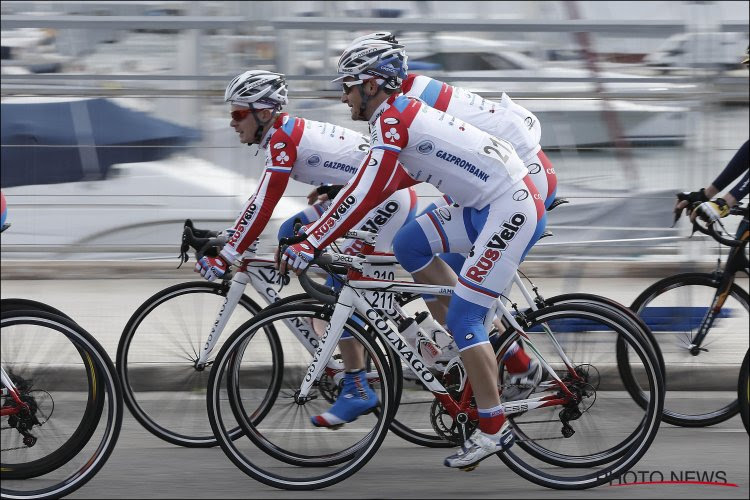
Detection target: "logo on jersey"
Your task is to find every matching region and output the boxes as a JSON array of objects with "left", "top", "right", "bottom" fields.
[
  {"left": 228, "top": 203, "right": 258, "bottom": 247},
  {"left": 436, "top": 150, "right": 489, "bottom": 182},
  {"left": 464, "top": 213, "right": 526, "bottom": 284},
  {"left": 383, "top": 117, "right": 400, "bottom": 125},
  {"left": 435, "top": 207, "right": 452, "bottom": 224},
  {"left": 345, "top": 201, "right": 401, "bottom": 255},
  {"left": 527, "top": 163, "right": 541, "bottom": 175},
  {"left": 275, "top": 152, "right": 290, "bottom": 164},
  {"left": 525, "top": 117, "right": 535, "bottom": 130},
  {"left": 311, "top": 195, "right": 357, "bottom": 241},
  {"left": 307, "top": 155, "right": 321, "bottom": 167},
  {"left": 368, "top": 157, "right": 379, "bottom": 167},
  {"left": 512, "top": 189, "right": 529, "bottom": 201},
  {"left": 385, "top": 128, "right": 400, "bottom": 143},
  {"left": 324, "top": 161, "right": 357, "bottom": 174},
  {"left": 273, "top": 142, "right": 286, "bottom": 150},
  {"left": 417, "top": 140, "right": 435, "bottom": 155}
]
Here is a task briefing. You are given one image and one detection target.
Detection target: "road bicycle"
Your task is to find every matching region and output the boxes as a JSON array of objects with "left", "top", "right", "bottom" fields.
[
  {"left": 118, "top": 220, "right": 663, "bottom": 452},
  {"left": 0, "top": 300, "right": 123, "bottom": 500},
  {"left": 205, "top": 230, "right": 664, "bottom": 490},
  {"left": 624, "top": 204, "right": 748, "bottom": 427}
]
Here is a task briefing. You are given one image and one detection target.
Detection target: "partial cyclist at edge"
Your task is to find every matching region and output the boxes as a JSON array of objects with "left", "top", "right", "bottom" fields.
[
  {"left": 674, "top": 47, "right": 748, "bottom": 229},
  {"left": 279, "top": 35, "right": 547, "bottom": 470},
  {"left": 193, "top": 69, "right": 418, "bottom": 430}
]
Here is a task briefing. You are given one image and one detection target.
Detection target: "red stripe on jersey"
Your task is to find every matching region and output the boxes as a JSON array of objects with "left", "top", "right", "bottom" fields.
[
  {"left": 401, "top": 74, "right": 417, "bottom": 94},
  {"left": 537, "top": 150, "right": 557, "bottom": 198},
  {"left": 522, "top": 175, "right": 545, "bottom": 222},
  {"left": 290, "top": 117, "right": 305, "bottom": 145},
  {"left": 432, "top": 83, "right": 454, "bottom": 112}
]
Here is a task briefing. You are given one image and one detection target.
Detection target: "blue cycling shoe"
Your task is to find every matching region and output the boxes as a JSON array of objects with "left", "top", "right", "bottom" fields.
[{"left": 311, "top": 370, "right": 378, "bottom": 429}]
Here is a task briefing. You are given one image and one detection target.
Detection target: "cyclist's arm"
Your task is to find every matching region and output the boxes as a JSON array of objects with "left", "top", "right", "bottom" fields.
[
  {"left": 707, "top": 140, "right": 749, "bottom": 204},
  {"left": 304, "top": 147, "right": 416, "bottom": 249},
  {"left": 221, "top": 140, "right": 296, "bottom": 263}
]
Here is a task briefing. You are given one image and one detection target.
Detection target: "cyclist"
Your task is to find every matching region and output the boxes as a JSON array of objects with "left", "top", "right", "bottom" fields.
[
  {"left": 1, "top": 191, "right": 8, "bottom": 232},
  {"left": 194, "top": 69, "right": 417, "bottom": 428},
  {"left": 675, "top": 48, "right": 748, "bottom": 227},
  {"left": 279, "top": 36, "right": 547, "bottom": 470}
]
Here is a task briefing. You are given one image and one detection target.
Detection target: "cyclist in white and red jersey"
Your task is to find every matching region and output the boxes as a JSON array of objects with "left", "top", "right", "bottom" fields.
[
  {"left": 195, "top": 70, "right": 417, "bottom": 427},
  {"left": 280, "top": 37, "right": 548, "bottom": 470}
]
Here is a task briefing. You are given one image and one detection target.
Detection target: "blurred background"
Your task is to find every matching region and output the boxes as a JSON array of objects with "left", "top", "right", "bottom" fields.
[{"left": 1, "top": 0, "right": 748, "bottom": 268}]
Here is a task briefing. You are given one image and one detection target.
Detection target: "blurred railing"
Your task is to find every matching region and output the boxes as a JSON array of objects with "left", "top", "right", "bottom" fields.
[{"left": 1, "top": 13, "right": 748, "bottom": 263}]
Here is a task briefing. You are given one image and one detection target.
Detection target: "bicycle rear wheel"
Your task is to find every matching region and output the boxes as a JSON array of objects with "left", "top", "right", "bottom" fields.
[
  {"left": 1, "top": 310, "right": 123, "bottom": 500},
  {"left": 495, "top": 302, "right": 663, "bottom": 489},
  {"left": 625, "top": 273, "right": 749, "bottom": 426},
  {"left": 117, "top": 281, "right": 279, "bottom": 447},
  {"left": 207, "top": 303, "right": 396, "bottom": 490}
]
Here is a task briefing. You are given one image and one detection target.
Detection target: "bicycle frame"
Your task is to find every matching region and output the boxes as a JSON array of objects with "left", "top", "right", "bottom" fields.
[
  {"left": 0, "top": 366, "right": 27, "bottom": 418},
  {"left": 295, "top": 267, "right": 580, "bottom": 423}
]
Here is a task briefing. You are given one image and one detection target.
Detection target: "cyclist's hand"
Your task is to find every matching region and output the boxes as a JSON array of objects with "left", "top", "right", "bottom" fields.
[
  {"left": 195, "top": 255, "right": 230, "bottom": 282},
  {"left": 279, "top": 240, "right": 317, "bottom": 275},
  {"left": 675, "top": 189, "right": 708, "bottom": 219},
  {"left": 692, "top": 198, "right": 730, "bottom": 224},
  {"left": 306, "top": 188, "right": 322, "bottom": 205}
]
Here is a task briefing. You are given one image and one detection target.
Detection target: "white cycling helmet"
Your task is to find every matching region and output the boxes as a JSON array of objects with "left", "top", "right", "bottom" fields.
[
  {"left": 224, "top": 70, "right": 288, "bottom": 111},
  {"left": 334, "top": 35, "right": 407, "bottom": 91}
]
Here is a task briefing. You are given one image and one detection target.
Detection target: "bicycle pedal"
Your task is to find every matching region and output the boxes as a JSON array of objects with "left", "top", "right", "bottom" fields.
[{"left": 459, "top": 463, "right": 480, "bottom": 472}]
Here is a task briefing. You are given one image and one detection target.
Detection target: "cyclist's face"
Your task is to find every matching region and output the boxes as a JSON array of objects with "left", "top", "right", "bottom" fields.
[
  {"left": 230, "top": 105, "right": 261, "bottom": 144},
  {"left": 341, "top": 77, "right": 365, "bottom": 121}
]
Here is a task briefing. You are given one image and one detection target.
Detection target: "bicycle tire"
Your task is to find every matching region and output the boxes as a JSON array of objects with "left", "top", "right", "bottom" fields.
[
  {"left": 207, "top": 303, "right": 396, "bottom": 490},
  {"left": 1, "top": 299, "right": 73, "bottom": 321},
  {"left": 626, "top": 272, "right": 749, "bottom": 427},
  {"left": 739, "top": 349, "right": 749, "bottom": 434},
  {"left": 495, "top": 302, "right": 663, "bottom": 489},
  {"left": 1, "top": 310, "right": 123, "bottom": 500},
  {"left": 116, "top": 280, "right": 281, "bottom": 448}
]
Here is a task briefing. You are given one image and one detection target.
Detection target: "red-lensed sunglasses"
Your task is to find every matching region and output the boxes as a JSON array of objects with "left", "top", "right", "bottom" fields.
[{"left": 230, "top": 109, "right": 253, "bottom": 121}]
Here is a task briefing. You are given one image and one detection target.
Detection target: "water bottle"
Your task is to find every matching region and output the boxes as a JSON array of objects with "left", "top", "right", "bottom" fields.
[
  {"left": 415, "top": 311, "right": 454, "bottom": 349},
  {"left": 398, "top": 316, "right": 442, "bottom": 367}
]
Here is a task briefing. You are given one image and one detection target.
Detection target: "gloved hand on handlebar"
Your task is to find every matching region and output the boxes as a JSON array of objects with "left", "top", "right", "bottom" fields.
[
  {"left": 692, "top": 198, "right": 730, "bottom": 224},
  {"left": 674, "top": 189, "right": 708, "bottom": 219},
  {"left": 195, "top": 254, "right": 230, "bottom": 282},
  {"left": 280, "top": 239, "right": 318, "bottom": 274}
]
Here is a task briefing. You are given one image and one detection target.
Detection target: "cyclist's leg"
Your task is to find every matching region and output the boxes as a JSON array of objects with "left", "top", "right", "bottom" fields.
[
  {"left": 526, "top": 150, "right": 557, "bottom": 210},
  {"left": 444, "top": 176, "right": 547, "bottom": 468},
  {"left": 312, "top": 187, "right": 417, "bottom": 427}
]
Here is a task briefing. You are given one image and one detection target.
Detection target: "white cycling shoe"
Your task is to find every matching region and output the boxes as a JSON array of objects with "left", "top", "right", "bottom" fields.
[
  {"left": 501, "top": 358, "right": 544, "bottom": 402},
  {"left": 444, "top": 422, "right": 515, "bottom": 471}
]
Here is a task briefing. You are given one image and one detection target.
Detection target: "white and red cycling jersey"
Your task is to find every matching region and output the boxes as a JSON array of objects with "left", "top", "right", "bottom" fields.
[
  {"left": 221, "top": 113, "right": 369, "bottom": 262},
  {"left": 305, "top": 93, "right": 528, "bottom": 249}
]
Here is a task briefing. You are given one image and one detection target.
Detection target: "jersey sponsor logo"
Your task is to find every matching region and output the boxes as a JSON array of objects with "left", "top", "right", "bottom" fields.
[
  {"left": 383, "top": 117, "right": 400, "bottom": 125},
  {"left": 307, "top": 154, "right": 321, "bottom": 167},
  {"left": 435, "top": 150, "right": 490, "bottom": 182},
  {"left": 323, "top": 161, "right": 358, "bottom": 174},
  {"left": 435, "top": 206, "right": 452, "bottom": 224},
  {"left": 273, "top": 142, "right": 286, "bottom": 150},
  {"left": 464, "top": 213, "right": 526, "bottom": 284},
  {"left": 345, "top": 201, "right": 401, "bottom": 255},
  {"left": 228, "top": 203, "right": 258, "bottom": 246},
  {"left": 368, "top": 157, "right": 378, "bottom": 167},
  {"left": 512, "top": 189, "right": 529, "bottom": 201},
  {"left": 417, "top": 140, "right": 435, "bottom": 155},
  {"left": 527, "top": 163, "right": 541, "bottom": 175},
  {"left": 524, "top": 116, "right": 535, "bottom": 130},
  {"left": 275, "top": 152, "right": 290, "bottom": 164},
  {"left": 384, "top": 127, "right": 401, "bottom": 143},
  {"left": 311, "top": 195, "right": 357, "bottom": 240}
]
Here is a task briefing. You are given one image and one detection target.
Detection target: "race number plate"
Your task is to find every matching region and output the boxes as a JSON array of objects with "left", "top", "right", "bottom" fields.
[{"left": 361, "top": 262, "right": 398, "bottom": 310}]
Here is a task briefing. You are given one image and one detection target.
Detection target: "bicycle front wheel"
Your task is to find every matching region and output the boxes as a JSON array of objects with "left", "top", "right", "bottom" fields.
[
  {"left": 207, "top": 303, "right": 396, "bottom": 490},
  {"left": 627, "top": 273, "right": 749, "bottom": 426},
  {"left": 117, "top": 281, "right": 279, "bottom": 447},
  {"left": 1, "top": 310, "right": 123, "bottom": 500},
  {"left": 496, "top": 302, "right": 663, "bottom": 489},
  {"left": 739, "top": 349, "right": 749, "bottom": 434}
]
